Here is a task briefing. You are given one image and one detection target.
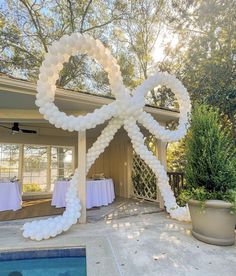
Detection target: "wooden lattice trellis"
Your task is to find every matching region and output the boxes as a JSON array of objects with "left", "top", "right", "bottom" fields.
[{"left": 132, "top": 136, "right": 159, "bottom": 202}]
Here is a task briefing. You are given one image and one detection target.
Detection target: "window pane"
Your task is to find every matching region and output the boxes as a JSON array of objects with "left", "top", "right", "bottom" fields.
[
  {"left": 0, "top": 144, "right": 74, "bottom": 193},
  {"left": 0, "top": 144, "right": 20, "bottom": 180},
  {"left": 23, "top": 145, "right": 48, "bottom": 192},
  {"left": 51, "top": 147, "right": 73, "bottom": 191}
]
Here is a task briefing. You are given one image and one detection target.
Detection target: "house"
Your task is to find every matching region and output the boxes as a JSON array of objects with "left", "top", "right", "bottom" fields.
[{"left": 0, "top": 74, "right": 180, "bottom": 221}]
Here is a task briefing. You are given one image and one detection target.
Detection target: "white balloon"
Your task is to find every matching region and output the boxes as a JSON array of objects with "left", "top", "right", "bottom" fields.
[{"left": 23, "top": 32, "right": 192, "bottom": 241}]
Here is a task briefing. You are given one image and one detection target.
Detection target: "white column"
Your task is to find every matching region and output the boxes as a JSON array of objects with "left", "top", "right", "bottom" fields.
[
  {"left": 47, "top": 146, "right": 51, "bottom": 192},
  {"left": 72, "top": 146, "right": 76, "bottom": 172},
  {"left": 126, "top": 141, "right": 133, "bottom": 198},
  {"left": 78, "top": 131, "right": 86, "bottom": 223},
  {"left": 156, "top": 139, "right": 167, "bottom": 209},
  {"left": 19, "top": 144, "right": 24, "bottom": 194}
]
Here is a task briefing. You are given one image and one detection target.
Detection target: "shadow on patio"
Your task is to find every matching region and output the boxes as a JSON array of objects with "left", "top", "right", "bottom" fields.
[{"left": 87, "top": 197, "right": 163, "bottom": 222}]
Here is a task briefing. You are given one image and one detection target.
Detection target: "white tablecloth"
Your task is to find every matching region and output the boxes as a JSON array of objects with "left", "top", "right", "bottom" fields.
[
  {"left": 86, "top": 179, "right": 115, "bottom": 209},
  {"left": 51, "top": 179, "right": 115, "bottom": 209},
  {"left": 0, "top": 182, "right": 22, "bottom": 211}
]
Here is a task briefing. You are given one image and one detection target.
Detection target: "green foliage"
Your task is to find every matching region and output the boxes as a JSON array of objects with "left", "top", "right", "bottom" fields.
[
  {"left": 0, "top": 0, "right": 128, "bottom": 93},
  {"left": 186, "top": 105, "right": 236, "bottom": 191},
  {"left": 167, "top": 139, "right": 186, "bottom": 172},
  {"left": 23, "top": 183, "right": 42, "bottom": 193},
  {"left": 179, "top": 104, "right": 236, "bottom": 206},
  {"left": 1, "top": 0, "right": 235, "bottom": 123},
  {"left": 0, "top": 0, "right": 176, "bottom": 108},
  {"left": 165, "top": 0, "right": 236, "bottom": 137}
]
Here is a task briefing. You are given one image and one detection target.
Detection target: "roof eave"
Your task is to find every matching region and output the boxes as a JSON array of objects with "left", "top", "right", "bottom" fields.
[{"left": 0, "top": 75, "right": 180, "bottom": 120}]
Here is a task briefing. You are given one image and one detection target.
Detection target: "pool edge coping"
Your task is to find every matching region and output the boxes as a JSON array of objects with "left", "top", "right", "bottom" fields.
[{"left": 0, "top": 237, "right": 120, "bottom": 276}]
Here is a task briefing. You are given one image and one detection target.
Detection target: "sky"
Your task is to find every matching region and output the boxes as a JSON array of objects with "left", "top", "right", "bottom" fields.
[{"left": 152, "top": 30, "right": 179, "bottom": 62}]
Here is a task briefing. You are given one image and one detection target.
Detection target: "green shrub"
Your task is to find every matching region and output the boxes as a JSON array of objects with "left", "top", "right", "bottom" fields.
[
  {"left": 178, "top": 104, "right": 236, "bottom": 207},
  {"left": 23, "top": 183, "right": 42, "bottom": 193}
]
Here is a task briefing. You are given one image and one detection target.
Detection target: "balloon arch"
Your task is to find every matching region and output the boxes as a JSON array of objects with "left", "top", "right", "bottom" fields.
[{"left": 22, "top": 33, "right": 191, "bottom": 241}]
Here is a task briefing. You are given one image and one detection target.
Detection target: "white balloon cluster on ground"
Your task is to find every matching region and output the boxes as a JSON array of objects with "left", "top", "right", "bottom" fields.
[{"left": 22, "top": 33, "right": 191, "bottom": 240}]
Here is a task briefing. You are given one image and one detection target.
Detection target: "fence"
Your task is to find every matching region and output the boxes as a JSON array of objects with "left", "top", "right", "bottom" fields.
[{"left": 167, "top": 172, "right": 185, "bottom": 197}]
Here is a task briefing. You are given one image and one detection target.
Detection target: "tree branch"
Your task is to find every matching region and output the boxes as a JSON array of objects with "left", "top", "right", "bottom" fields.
[
  {"left": 20, "top": 0, "right": 48, "bottom": 52},
  {"left": 80, "top": 0, "right": 93, "bottom": 33},
  {"left": 67, "top": 0, "right": 75, "bottom": 32},
  {"left": 6, "top": 41, "right": 41, "bottom": 63},
  {"left": 83, "top": 15, "right": 122, "bottom": 33}
]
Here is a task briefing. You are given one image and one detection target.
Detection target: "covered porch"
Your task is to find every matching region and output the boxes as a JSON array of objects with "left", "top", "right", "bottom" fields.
[{"left": 0, "top": 74, "right": 180, "bottom": 222}]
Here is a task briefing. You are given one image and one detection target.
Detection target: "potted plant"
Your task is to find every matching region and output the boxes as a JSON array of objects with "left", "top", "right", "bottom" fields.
[{"left": 178, "top": 104, "right": 236, "bottom": 245}]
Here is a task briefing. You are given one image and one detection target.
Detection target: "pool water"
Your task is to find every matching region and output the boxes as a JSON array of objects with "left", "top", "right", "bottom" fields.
[
  {"left": 0, "top": 257, "right": 86, "bottom": 276},
  {"left": 0, "top": 248, "right": 86, "bottom": 276}
]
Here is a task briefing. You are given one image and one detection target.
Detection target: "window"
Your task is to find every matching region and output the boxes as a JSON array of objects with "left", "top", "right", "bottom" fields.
[
  {"left": 0, "top": 144, "right": 20, "bottom": 180},
  {"left": 51, "top": 146, "right": 73, "bottom": 191},
  {"left": 0, "top": 143, "right": 74, "bottom": 193},
  {"left": 23, "top": 145, "right": 48, "bottom": 192}
]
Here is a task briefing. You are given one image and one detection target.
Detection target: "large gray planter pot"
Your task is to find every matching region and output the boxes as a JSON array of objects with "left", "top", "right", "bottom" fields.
[{"left": 188, "top": 199, "right": 236, "bottom": 246}]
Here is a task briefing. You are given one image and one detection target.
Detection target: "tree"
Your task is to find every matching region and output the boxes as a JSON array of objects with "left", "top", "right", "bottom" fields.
[
  {"left": 163, "top": 0, "right": 236, "bottom": 137},
  {"left": 0, "top": 0, "right": 182, "bottom": 108},
  {"left": 167, "top": 139, "right": 186, "bottom": 172},
  {"left": 0, "top": 0, "right": 128, "bottom": 94},
  {"left": 114, "top": 0, "right": 178, "bottom": 107},
  {"left": 2, "top": 0, "right": 235, "bottom": 120},
  {"left": 184, "top": 104, "right": 236, "bottom": 198}
]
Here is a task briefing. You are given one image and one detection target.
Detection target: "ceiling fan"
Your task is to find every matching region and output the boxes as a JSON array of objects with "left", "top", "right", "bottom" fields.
[{"left": 0, "top": 123, "right": 37, "bottom": 134}]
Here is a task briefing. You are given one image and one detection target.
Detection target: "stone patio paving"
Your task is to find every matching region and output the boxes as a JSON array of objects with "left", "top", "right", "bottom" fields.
[
  {"left": 87, "top": 197, "right": 162, "bottom": 222},
  {"left": 0, "top": 198, "right": 235, "bottom": 275}
]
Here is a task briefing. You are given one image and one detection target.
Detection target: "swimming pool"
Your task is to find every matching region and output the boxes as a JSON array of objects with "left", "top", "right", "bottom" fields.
[{"left": 0, "top": 247, "right": 86, "bottom": 276}]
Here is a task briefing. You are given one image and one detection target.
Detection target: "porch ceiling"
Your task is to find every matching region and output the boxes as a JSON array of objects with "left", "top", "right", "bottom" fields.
[
  {"left": 0, "top": 75, "right": 180, "bottom": 138},
  {"left": 0, "top": 121, "right": 153, "bottom": 140}
]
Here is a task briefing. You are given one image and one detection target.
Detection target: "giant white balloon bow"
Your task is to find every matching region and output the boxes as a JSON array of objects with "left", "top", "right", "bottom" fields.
[{"left": 22, "top": 33, "right": 191, "bottom": 241}]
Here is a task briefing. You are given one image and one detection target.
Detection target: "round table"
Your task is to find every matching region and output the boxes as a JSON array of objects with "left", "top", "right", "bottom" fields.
[
  {"left": 51, "top": 179, "right": 115, "bottom": 209},
  {"left": 0, "top": 181, "right": 22, "bottom": 211}
]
